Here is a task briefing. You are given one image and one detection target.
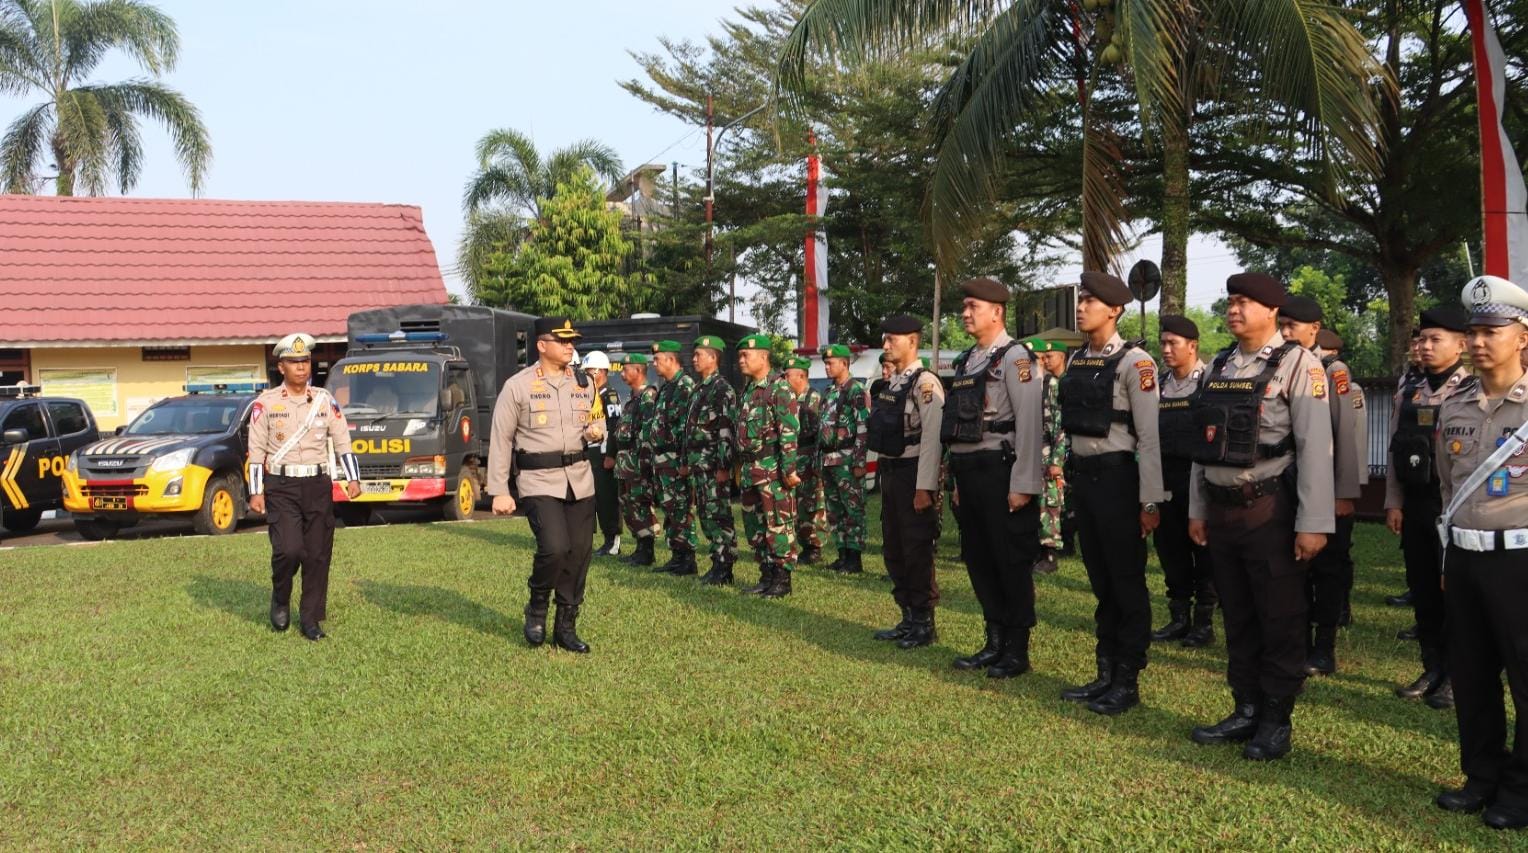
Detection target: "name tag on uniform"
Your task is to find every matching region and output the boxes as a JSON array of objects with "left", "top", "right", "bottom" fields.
[{"left": 1488, "top": 469, "right": 1510, "bottom": 497}]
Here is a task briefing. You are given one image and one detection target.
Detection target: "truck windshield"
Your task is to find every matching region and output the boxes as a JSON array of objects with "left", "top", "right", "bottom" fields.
[
  {"left": 127, "top": 398, "right": 245, "bottom": 435},
  {"left": 327, "top": 361, "right": 440, "bottom": 419}
]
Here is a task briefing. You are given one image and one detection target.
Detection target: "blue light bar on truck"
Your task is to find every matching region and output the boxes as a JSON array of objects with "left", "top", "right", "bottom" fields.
[
  {"left": 354, "top": 331, "right": 448, "bottom": 344},
  {"left": 185, "top": 381, "right": 268, "bottom": 395}
]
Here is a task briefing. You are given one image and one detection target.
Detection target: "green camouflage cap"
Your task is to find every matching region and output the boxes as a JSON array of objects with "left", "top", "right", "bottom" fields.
[
  {"left": 694, "top": 334, "right": 726, "bottom": 352},
  {"left": 652, "top": 340, "right": 682, "bottom": 354},
  {"left": 819, "top": 343, "right": 853, "bottom": 360},
  {"left": 785, "top": 356, "right": 811, "bottom": 372},
  {"left": 737, "top": 333, "right": 773, "bottom": 351},
  {"left": 620, "top": 352, "right": 649, "bottom": 365}
]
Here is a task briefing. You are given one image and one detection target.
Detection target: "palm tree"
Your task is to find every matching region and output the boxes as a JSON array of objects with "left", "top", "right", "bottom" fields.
[
  {"left": 0, "top": 0, "right": 210, "bottom": 196},
  {"left": 457, "top": 128, "right": 624, "bottom": 301},
  {"left": 779, "top": 0, "right": 1385, "bottom": 311}
]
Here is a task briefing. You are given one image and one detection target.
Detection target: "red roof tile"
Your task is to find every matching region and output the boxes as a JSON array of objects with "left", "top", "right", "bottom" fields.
[{"left": 0, "top": 195, "right": 449, "bottom": 345}]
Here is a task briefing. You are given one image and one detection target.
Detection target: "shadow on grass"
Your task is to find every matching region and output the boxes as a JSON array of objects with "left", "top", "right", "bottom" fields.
[
  {"left": 185, "top": 575, "right": 269, "bottom": 627},
  {"left": 357, "top": 579, "right": 515, "bottom": 640},
  {"left": 435, "top": 519, "right": 538, "bottom": 550}
]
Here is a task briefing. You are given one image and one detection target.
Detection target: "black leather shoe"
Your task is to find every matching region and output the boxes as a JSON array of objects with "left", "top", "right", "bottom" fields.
[
  {"left": 1181, "top": 623, "right": 1215, "bottom": 648},
  {"left": 1385, "top": 590, "right": 1413, "bottom": 607},
  {"left": 1425, "top": 678, "right": 1455, "bottom": 710},
  {"left": 1435, "top": 785, "right": 1492, "bottom": 813},
  {"left": 875, "top": 606, "right": 913, "bottom": 641},
  {"left": 1191, "top": 698, "right": 1259, "bottom": 744},
  {"left": 952, "top": 623, "right": 1003, "bottom": 670},
  {"left": 552, "top": 605, "right": 590, "bottom": 653},
  {"left": 1152, "top": 601, "right": 1190, "bottom": 642},
  {"left": 1061, "top": 656, "right": 1113, "bottom": 703},
  {"left": 300, "top": 623, "right": 326, "bottom": 642},
  {"left": 1396, "top": 669, "right": 1444, "bottom": 699},
  {"left": 269, "top": 602, "right": 290, "bottom": 632},
  {"left": 596, "top": 536, "right": 615, "bottom": 556},
  {"left": 1242, "top": 696, "right": 1294, "bottom": 761},
  {"left": 1086, "top": 664, "right": 1139, "bottom": 715},
  {"left": 1483, "top": 803, "right": 1528, "bottom": 830},
  {"left": 1397, "top": 624, "right": 1419, "bottom": 641}
]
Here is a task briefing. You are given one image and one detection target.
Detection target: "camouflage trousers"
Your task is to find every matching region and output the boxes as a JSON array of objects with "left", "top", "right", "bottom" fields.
[
  {"left": 689, "top": 467, "right": 737, "bottom": 561},
  {"left": 794, "top": 454, "right": 825, "bottom": 549},
  {"left": 655, "top": 465, "right": 697, "bottom": 554},
  {"left": 741, "top": 478, "right": 797, "bottom": 568},
  {"left": 1040, "top": 474, "right": 1066, "bottom": 550},
  {"left": 617, "top": 468, "right": 658, "bottom": 539},
  {"left": 822, "top": 462, "right": 866, "bottom": 551}
]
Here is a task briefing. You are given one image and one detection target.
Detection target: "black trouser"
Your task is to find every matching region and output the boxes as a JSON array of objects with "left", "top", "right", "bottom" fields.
[
  {"left": 1306, "top": 514, "right": 1355, "bottom": 630},
  {"left": 879, "top": 459, "right": 939, "bottom": 610},
  {"left": 1402, "top": 486, "right": 1447, "bottom": 670},
  {"left": 266, "top": 474, "right": 335, "bottom": 628},
  {"left": 521, "top": 491, "right": 596, "bottom": 607},
  {"left": 1207, "top": 485, "right": 1307, "bottom": 699},
  {"left": 1446, "top": 547, "right": 1528, "bottom": 809},
  {"left": 585, "top": 447, "right": 621, "bottom": 539},
  {"left": 1156, "top": 458, "right": 1216, "bottom": 609},
  {"left": 1070, "top": 454, "right": 1150, "bottom": 670},
  {"left": 951, "top": 451, "right": 1039, "bottom": 630}
]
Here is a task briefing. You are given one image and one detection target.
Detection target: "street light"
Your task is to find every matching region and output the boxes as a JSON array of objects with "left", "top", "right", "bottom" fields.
[{"left": 705, "top": 97, "right": 767, "bottom": 322}]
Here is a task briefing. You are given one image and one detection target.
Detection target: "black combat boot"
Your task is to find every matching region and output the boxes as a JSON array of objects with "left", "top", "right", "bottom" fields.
[
  {"left": 1031, "top": 548, "right": 1058, "bottom": 575},
  {"left": 1191, "top": 693, "right": 1260, "bottom": 744},
  {"left": 653, "top": 548, "right": 684, "bottom": 573},
  {"left": 1385, "top": 589, "right": 1413, "bottom": 607},
  {"left": 1397, "top": 643, "right": 1445, "bottom": 699},
  {"left": 623, "top": 536, "right": 655, "bottom": 566},
  {"left": 1086, "top": 663, "right": 1140, "bottom": 715},
  {"left": 952, "top": 622, "right": 1003, "bottom": 670},
  {"left": 669, "top": 550, "right": 698, "bottom": 576},
  {"left": 1151, "top": 599, "right": 1191, "bottom": 642},
  {"left": 761, "top": 564, "right": 793, "bottom": 598},
  {"left": 1304, "top": 625, "right": 1337, "bottom": 676},
  {"left": 875, "top": 605, "right": 913, "bottom": 641},
  {"left": 897, "top": 608, "right": 937, "bottom": 649},
  {"left": 1181, "top": 603, "right": 1216, "bottom": 648},
  {"left": 827, "top": 547, "right": 846, "bottom": 572},
  {"left": 743, "top": 563, "right": 775, "bottom": 596},
  {"left": 798, "top": 545, "right": 821, "bottom": 566},
  {"left": 1061, "top": 656, "right": 1114, "bottom": 703},
  {"left": 1424, "top": 677, "right": 1455, "bottom": 710},
  {"left": 700, "top": 555, "right": 734, "bottom": 586},
  {"left": 842, "top": 549, "right": 864, "bottom": 574},
  {"left": 986, "top": 626, "right": 1032, "bottom": 679},
  {"left": 551, "top": 605, "right": 589, "bottom": 653},
  {"left": 523, "top": 588, "right": 551, "bottom": 647},
  {"left": 1242, "top": 694, "right": 1295, "bottom": 760}
]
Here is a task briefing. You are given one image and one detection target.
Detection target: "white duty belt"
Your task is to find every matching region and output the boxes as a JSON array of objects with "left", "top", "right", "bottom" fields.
[{"left": 1450, "top": 527, "right": 1528, "bottom": 553}]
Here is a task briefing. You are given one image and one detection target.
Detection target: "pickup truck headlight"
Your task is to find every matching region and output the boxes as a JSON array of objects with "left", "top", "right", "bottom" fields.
[
  {"left": 149, "top": 448, "right": 195, "bottom": 473},
  {"left": 401, "top": 455, "right": 446, "bottom": 477},
  {"left": 67, "top": 450, "right": 80, "bottom": 474}
]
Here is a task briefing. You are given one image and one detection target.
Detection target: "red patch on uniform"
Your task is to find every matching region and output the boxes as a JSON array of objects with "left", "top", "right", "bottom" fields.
[
  {"left": 250, "top": 402, "right": 264, "bottom": 423},
  {"left": 1138, "top": 366, "right": 1155, "bottom": 392},
  {"left": 1204, "top": 425, "right": 1217, "bottom": 443},
  {"left": 1333, "top": 369, "right": 1350, "bottom": 395}
]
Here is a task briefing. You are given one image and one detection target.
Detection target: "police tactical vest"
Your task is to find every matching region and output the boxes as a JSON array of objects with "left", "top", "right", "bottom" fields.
[
  {"left": 867, "top": 368, "right": 926, "bottom": 457},
  {"left": 1189, "top": 342, "right": 1300, "bottom": 467},
  {"left": 941, "top": 341, "right": 1021, "bottom": 444},
  {"left": 1059, "top": 348, "right": 1133, "bottom": 438},
  {"left": 1389, "top": 370, "right": 1462, "bottom": 487},
  {"left": 1158, "top": 393, "right": 1198, "bottom": 460}
]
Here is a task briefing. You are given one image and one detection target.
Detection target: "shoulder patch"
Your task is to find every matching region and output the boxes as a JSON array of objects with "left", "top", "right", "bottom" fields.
[
  {"left": 1136, "top": 360, "right": 1155, "bottom": 392},
  {"left": 1333, "top": 369, "right": 1350, "bottom": 396},
  {"left": 1308, "top": 367, "right": 1327, "bottom": 399},
  {"left": 1354, "top": 388, "right": 1365, "bottom": 410},
  {"left": 250, "top": 402, "right": 264, "bottom": 423},
  {"left": 1015, "top": 358, "right": 1033, "bottom": 382}
]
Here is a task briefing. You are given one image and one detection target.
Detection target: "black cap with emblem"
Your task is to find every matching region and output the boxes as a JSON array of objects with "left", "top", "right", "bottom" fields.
[
  {"left": 1419, "top": 305, "right": 1469, "bottom": 333},
  {"left": 881, "top": 314, "right": 924, "bottom": 335},
  {"left": 1078, "top": 271, "right": 1132, "bottom": 307},
  {"left": 1226, "top": 272, "right": 1288, "bottom": 308},
  {"left": 961, "top": 276, "right": 1010, "bottom": 304},
  {"left": 1281, "top": 295, "right": 1323, "bottom": 324},
  {"left": 534, "top": 316, "right": 582, "bottom": 341},
  {"left": 1159, "top": 314, "right": 1199, "bottom": 341}
]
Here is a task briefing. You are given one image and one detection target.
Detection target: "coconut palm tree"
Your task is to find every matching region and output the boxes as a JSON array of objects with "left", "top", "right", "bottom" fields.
[
  {"left": 778, "top": 0, "right": 1386, "bottom": 311},
  {"left": 0, "top": 0, "right": 210, "bottom": 196}
]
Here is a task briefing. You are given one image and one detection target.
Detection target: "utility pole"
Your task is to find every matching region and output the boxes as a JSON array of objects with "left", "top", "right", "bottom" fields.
[{"left": 704, "top": 94, "right": 715, "bottom": 285}]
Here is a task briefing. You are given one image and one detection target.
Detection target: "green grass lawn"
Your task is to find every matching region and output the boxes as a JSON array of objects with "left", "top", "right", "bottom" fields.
[{"left": 0, "top": 499, "right": 1506, "bottom": 849}]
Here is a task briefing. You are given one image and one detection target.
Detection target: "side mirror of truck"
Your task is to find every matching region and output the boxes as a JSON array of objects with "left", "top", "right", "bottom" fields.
[
  {"left": 113, "top": 425, "right": 127, "bottom": 436},
  {"left": 2, "top": 428, "right": 27, "bottom": 445},
  {"left": 439, "top": 388, "right": 454, "bottom": 413}
]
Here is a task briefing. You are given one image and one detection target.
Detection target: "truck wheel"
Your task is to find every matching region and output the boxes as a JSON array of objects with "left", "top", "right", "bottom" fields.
[
  {"left": 193, "top": 474, "right": 242, "bottom": 536},
  {"left": 444, "top": 470, "right": 480, "bottom": 521},
  {"left": 336, "top": 504, "right": 372, "bottom": 527},
  {"left": 74, "top": 518, "right": 120, "bottom": 541},
  {"left": 2, "top": 508, "right": 43, "bottom": 533}
]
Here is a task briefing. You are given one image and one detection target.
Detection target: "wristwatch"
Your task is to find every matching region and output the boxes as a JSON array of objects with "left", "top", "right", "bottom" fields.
[{"left": 1142, "top": 502, "right": 1160, "bottom": 515}]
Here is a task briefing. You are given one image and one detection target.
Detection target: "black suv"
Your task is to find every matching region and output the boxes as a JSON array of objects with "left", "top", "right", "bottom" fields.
[{"left": 0, "top": 386, "right": 100, "bottom": 536}]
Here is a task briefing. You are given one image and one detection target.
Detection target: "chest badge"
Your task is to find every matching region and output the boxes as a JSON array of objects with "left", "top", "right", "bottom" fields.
[
  {"left": 1449, "top": 438, "right": 1463, "bottom": 455},
  {"left": 1204, "top": 426, "right": 1217, "bottom": 443}
]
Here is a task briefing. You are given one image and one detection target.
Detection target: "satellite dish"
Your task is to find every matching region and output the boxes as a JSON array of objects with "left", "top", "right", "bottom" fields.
[{"left": 1128, "top": 260, "right": 1162, "bottom": 303}]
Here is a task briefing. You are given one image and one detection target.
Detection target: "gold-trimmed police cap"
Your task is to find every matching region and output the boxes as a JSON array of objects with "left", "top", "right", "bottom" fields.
[
  {"left": 273, "top": 332, "right": 316, "bottom": 360},
  {"left": 535, "top": 316, "right": 583, "bottom": 341},
  {"left": 1463, "top": 275, "right": 1528, "bottom": 328}
]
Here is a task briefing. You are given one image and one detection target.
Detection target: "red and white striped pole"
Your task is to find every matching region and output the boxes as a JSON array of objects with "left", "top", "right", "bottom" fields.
[
  {"left": 804, "top": 135, "right": 829, "bottom": 348},
  {"left": 1464, "top": 0, "right": 1528, "bottom": 285}
]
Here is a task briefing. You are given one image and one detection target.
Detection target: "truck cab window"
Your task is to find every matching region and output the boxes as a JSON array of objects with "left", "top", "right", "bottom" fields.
[{"left": 2, "top": 403, "right": 47, "bottom": 441}]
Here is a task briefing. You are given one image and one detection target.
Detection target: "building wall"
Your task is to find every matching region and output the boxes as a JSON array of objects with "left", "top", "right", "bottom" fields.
[{"left": 30, "top": 345, "right": 267, "bottom": 430}]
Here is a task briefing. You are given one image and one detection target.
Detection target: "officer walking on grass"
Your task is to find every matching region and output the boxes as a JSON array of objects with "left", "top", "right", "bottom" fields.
[
  {"left": 818, "top": 343, "right": 870, "bottom": 574},
  {"left": 615, "top": 353, "right": 660, "bottom": 567},
  {"left": 486, "top": 317, "right": 604, "bottom": 654},
  {"left": 247, "top": 333, "right": 362, "bottom": 641}
]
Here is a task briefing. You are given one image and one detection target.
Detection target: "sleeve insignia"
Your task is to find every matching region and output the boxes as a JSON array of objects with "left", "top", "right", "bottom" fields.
[
  {"left": 250, "top": 402, "right": 264, "bottom": 423},
  {"left": 921, "top": 387, "right": 933, "bottom": 404},
  {"left": 1354, "top": 389, "right": 1365, "bottom": 410},
  {"left": 1015, "top": 359, "right": 1033, "bottom": 382},
  {"left": 1308, "top": 366, "right": 1327, "bottom": 399},
  {"left": 1333, "top": 370, "right": 1350, "bottom": 396},
  {"left": 1137, "top": 365, "right": 1155, "bottom": 392}
]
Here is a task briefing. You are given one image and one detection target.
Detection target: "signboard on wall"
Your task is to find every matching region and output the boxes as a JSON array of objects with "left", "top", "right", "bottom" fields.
[
  {"left": 38, "top": 368, "right": 117, "bottom": 416},
  {"left": 186, "top": 365, "right": 262, "bottom": 387}
]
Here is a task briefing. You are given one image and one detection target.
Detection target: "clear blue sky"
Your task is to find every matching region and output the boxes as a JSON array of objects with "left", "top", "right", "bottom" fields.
[{"left": 0, "top": 0, "right": 1236, "bottom": 313}]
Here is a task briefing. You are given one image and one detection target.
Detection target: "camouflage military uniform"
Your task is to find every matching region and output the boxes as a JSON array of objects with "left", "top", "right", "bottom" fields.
[
  {"left": 1039, "top": 371, "right": 1069, "bottom": 549},
  {"left": 819, "top": 376, "right": 869, "bottom": 553},
  {"left": 683, "top": 371, "right": 739, "bottom": 564},
  {"left": 793, "top": 385, "right": 827, "bottom": 553},
  {"left": 615, "top": 382, "right": 659, "bottom": 541},
  {"left": 653, "top": 371, "right": 698, "bottom": 556},
  {"left": 738, "top": 375, "right": 800, "bottom": 569}
]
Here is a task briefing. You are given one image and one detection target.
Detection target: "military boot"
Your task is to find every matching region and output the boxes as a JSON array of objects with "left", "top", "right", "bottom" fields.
[
  {"left": 1151, "top": 599, "right": 1191, "bottom": 642},
  {"left": 952, "top": 622, "right": 1003, "bottom": 670},
  {"left": 842, "top": 549, "right": 864, "bottom": 574},
  {"left": 1061, "top": 656, "right": 1114, "bottom": 703},
  {"left": 669, "top": 550, "right": 699, "bottom": 576},
  {"left": 1191, "top": 693, "right": 1260, "bottom": 744},
  {"left": 1031, "top": 548, "right": 1059, "bottom": 575},
  {"left": 761, "top": 564, "right": 793, "bottom": 598},
  {"left": 551, "top": 605, "right": 589, "bottom": 654},
  {"left": 743, "top": 563, "right": 775, "bottom": 596},
  {"left": 897, "top": 608, "right": 937, "bottom": 649},
  {"left": 1424, "top": 677, "right": 1455, "bottom": 710},
  {"left": 623, "top": 536, "right": 655, "bottom": 566},
  {"left": 798, "top": 545, "right": 821, "bottom": 566},
  {"left": 523, "top": 588, "right": 551, "bottom": 647},
  {"left": 1086, "top": 663, "right": 1140, "bottom": 715},
  {"left": 1304, "top": 625, "right": 1337, "bottom": 676},
  {"left": 700, "top": 554, "right": 734, "bottom": 586},
  {"left": 986, "top": 626, "right": 1032, "bottom": 679},
  {"left": 653, "top": 548, "right": 685, "bottom": 573},
  {"left": 875, "top": 605, "right": 913, "bottom": 641},
  {"left": 1181, "top": 602, "right": 1216, "bottom": 648},
  {"left": 1242, "top": 694, "right": 1295, "bottom": 760},
  {"left": 826, "top": 547, "right": 846, "bottom": 572}
]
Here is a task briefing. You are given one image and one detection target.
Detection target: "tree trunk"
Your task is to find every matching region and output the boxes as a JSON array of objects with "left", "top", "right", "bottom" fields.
[
  {"left": 1382, "top": 264, "right": 1418, "bottom": 374},
  {"left": 1159, "top": 114, "right": 1190, "bottom": 316},
  {"left": 52, "top": 137, "right": 73, "bottom": 196}
]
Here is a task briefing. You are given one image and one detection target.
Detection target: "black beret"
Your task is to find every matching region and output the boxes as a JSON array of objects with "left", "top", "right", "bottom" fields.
[
  {"left": 1079, "top": 271, "right": 1132, "bottom": 307},
  {"left": 1281, "top": 295, "right": 1323, "bottom": 324},
  {"left": 1419, "top": 305, "right": 1470, "bottom": 333},
  {"left": 880, "top": 314, "right": 924, "bottom": 335},
  {"left": 960, "top": 276, "right": 1010, "bottom": 304},
  {"left": 1159, "top": 314, "right": 1199, "bottom": 341},
  {"left": 1315, "top": 328, "right": 1343, "bottom": 351},
  {"left": 534, "top": 316, "right": 582, "bottom": 340},
  {"left": 1226, "top": 272, "right": 1287, "bottom": 308}
]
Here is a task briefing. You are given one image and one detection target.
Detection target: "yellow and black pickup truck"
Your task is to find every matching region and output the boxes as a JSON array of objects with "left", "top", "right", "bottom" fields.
[
  {"left": 61, "top": 383, "right": 263, "bottom": 540},
  {"left": 0, "top": 386, "right": 101, "bottom": 537}
]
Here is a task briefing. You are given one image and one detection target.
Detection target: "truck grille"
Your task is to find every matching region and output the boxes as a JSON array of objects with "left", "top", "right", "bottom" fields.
[
  {"left": 360, "top": 464, "right": 400, "bottom": 479},
  {"left": 82, "top": 456, "right": 148, "bottom": 478},
  {"left": 81, "top": 484, "right": 149, "bottom": 497}
]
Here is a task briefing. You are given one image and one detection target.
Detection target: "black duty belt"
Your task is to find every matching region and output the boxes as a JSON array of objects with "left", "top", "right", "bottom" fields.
[
  {"left": 948, "top": 449, "right": 1009, "bottom": 472},
  {"left": 1204, "top": 475, "right": 1284, "bottom": 508},
  {"left": 878, "top": 456, "right": 917, "bottom": 469},
  {"left": 515, "top": 450, "right": 583, "bottom": 470},
  {"left": 1067, "top": 451, "right": 1135, "bottom": 473}
]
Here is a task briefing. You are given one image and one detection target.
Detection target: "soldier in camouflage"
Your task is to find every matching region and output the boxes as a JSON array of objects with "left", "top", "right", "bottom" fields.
[
  {"left": 615, "top": 353, "right": 660, "bottom": 567},
  {"left": 735, "top": 333, "right": 801, "bottom": 598},
  {"left": 818, "top": 343, "right": 870, "bottom": 573},
  {"left": 784, "top": 356, "right": 826, "bottom": 564},
  {"left": 650, "top": 340, "right": 699, "bottom": 575},
  {"left": 683, "top": 335, "right": 740, "bottom": 584},
  {"left": 1025, "top": 334, "right": 1071, "bottom": 574}
]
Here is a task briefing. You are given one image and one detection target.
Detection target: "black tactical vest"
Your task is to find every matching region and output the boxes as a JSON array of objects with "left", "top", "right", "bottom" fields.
[
  {"left": 941, "top": 341, "right": 1020, "bottom": 444},
  {"left": 1189, "top": 342, "right": 1299, "bottom": 467},
  {"left": 1389, "top": 370, "right": 1462, "bottom": 487},
  {"left": 1059, "top": 348, "right": 1132, "bottom": 438},
  {"left": 867, "top": 368, "right": 926, "bottom": 456},
  {"left": 1158, "top": 391, "right": 1198, "bottom": 460}
]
